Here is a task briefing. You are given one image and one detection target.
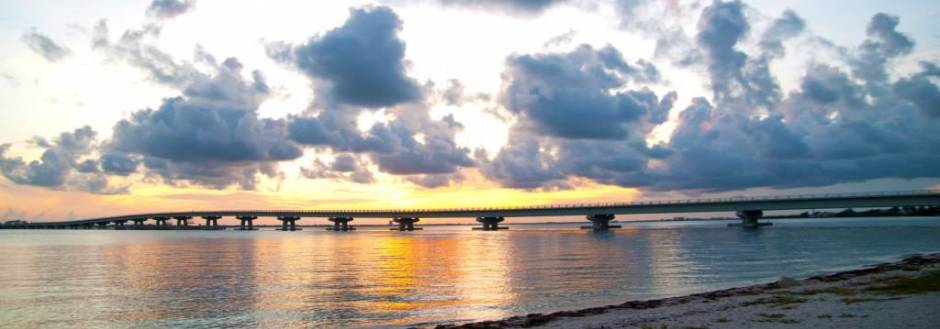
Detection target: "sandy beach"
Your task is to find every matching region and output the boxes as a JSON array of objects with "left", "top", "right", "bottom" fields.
[{"left": 436, "top": 253, "right": 940, "bottom": 329}]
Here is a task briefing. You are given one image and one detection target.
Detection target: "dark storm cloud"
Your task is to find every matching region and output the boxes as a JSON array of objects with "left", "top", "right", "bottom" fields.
[
  {"left": 0, "top": 127, "right": 127, "bottom": 194},
  {"left": 759, "top": 10, "right": 805, "bottom": 58},
  {"left": 499, "top": 44, "right": 669, "bottom": 140},
  {"left": 147, "top": 0, "right": 196, "bottom": 19},
  {"left": 21, "top": 28, "right": 71, "bottom": 62},
  {"left": 271, "top": 6, "right": 420, "bottom": 108}
]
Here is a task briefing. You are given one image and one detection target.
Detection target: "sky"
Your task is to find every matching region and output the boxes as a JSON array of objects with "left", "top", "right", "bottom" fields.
[{"left": 1, "top": 0, "right": 938, "bottom": 223}]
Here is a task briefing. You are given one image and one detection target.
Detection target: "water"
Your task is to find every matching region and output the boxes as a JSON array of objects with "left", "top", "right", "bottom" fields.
[{"left": 1, "top": 217, "right": 939, "bottom": 328}]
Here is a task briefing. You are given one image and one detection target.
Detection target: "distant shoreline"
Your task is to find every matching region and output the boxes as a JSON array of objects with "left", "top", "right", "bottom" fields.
[{"left": 434, "top": 252, "right": 940, "bottom": 329}]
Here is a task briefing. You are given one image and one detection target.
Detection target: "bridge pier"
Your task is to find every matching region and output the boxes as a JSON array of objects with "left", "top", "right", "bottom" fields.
[
  {"left": 174, "top": 216, "right": 192, "bottom": 228},
  {"left": 277, "top": 216, "right": 301, "bottom": 231},
  {"left": 96, "top": 222, "right": 108, "bottom": 229},
  {"left": 392, "top": 217, "right": 420, "bottom": 231},
  {"left": 328, "top": 217, "right": 354, "bottom": 231},
  {"left": 202, "top": 216, "right": 221, "bottom": 230},
  {"left": 113, "top": 220, "right": 127, "bottom": 230},
  {"left": 236, "top": 216, "right": 257, "bottom": 230},
  {"left": 153, "top": 216, "right": 169, "bottom": 228},
  {"left": 730, "top": 210, "right": 772, "bottom": 228},
  {"left": 581, "top": 214, "right": 620, "bottom": 231},
  {"left": 474, "top": 216, "right": 507, "bottom": 231},
  {"left": 131, "top": 218, "right": 147, "bottom": 228}
]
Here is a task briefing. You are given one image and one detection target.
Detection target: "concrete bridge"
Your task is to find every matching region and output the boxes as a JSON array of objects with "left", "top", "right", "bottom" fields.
[{"left": 3, "top": 190, "right": 938, "bottom": 231}]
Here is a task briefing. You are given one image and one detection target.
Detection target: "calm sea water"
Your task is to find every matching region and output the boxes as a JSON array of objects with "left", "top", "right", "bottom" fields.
[{"left": 1, "top": 217, "right": 939, "bottom": 328}]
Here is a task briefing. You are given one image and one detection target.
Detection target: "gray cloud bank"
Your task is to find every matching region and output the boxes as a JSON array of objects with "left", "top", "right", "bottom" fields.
[{"left": 480, "top": 1, "right": 940, "bottom": 192}]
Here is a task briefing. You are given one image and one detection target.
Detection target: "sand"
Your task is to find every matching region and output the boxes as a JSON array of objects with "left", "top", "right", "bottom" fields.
[{"left": 434, "top": 253, "right": 940, "bottom": 329}]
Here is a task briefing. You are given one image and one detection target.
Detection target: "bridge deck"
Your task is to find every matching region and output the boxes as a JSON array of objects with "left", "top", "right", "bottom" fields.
[{"left": 13, "top": 190, "right": 940, "bottom": 226}]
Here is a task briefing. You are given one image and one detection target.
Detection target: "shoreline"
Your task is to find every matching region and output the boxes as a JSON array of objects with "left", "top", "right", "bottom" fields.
[{"left": 434, "top": 252, "right": 940, "bottom": 328}]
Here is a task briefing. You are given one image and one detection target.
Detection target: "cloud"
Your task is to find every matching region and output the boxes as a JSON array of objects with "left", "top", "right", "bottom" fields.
[
  {"left": 0, "top": 127, "right": 127, "bottom": 194},
  {"left": 141, "top": 156, "right": 279, "bottom": 190},
  {"left": 147, "top": 0, "right": 196, "bottom": 19},
  {"left": 852, "top": 12, "right": 915, "bottom": 82},
  {"left": 480, "top": 136, "right": 566, "bottom": 189},
  {"left": 544, "top": 29, "right": 577, "bottom": 48},
  {"left": 367, "top": 117, "right": 475, "bottom": 176},
  {"left": 300, "top": 154, "right": 375, "bottom": 184},
  {"left": 76, "top": 159, "right": 99, "bottom": 173},
  {"left": 21, "top": 28, "right": 71, "bottom": 62},
  {"left": 109, "top": 58, "right": 302, "bottom": 188},
  {"left": 437, "top": 0, "right": 568, "bottom": 15},
  {"left": 90, "top": 19, "right": 303, "bottom": 189},
  {"left": 692, "top": 0, "right": 788, "bottom": 109},
  {"left": 100, "top": 153, "right": 139, "bottom": 176},
  {"left": 93, "top": 20, "right": 198, "bottom": 87},
  {"left": 439, "top": 79, "right": 489, "bottom": 106},
  {"left": 759, "top": 10, "right": 805, "bottom": 58},
  {"left": 894, "top": 62, "right": 940, "bottom": 118},
  {"left": 499, "top": 44, "right": 667, "bottom": 140},
  {"left": 641, "top": 11, "right": 939, "bottom": 191},
  {"left": 0, "top": 145, "right": 71, "bottom": 187},
  {"left": 482, "top": 44, "right": 674, "bottom": 188},
  {"left": 287, "top": 106, "right": 474, "bottom": 187},
  {"left": 481, "top": 9, "right": 940, "bottom": 193},
  {"left": 1, "top": 73, "right": 18, "bottom": 87},
  {"left": 695, "top": 0, "right": 749, "bottom": 104},
  {"left": 271, "top": 6, "right": 474, "bottom": 188},
  {"left": 270, "top": 6, "right": 420, "bottom": 108}
]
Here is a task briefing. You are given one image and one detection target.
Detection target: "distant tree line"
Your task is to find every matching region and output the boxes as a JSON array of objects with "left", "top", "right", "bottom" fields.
[{"left": 768, "top": 206, "right": 940, "bottom": 219}]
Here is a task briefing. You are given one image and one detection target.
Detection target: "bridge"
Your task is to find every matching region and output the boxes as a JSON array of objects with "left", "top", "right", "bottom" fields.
[{"left": 3, "top": 190, "right": 938, "bottom": 231}]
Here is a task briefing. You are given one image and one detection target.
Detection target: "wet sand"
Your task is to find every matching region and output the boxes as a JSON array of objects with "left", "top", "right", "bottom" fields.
[{"left": 435, "top": 253, "right": 940, "bottom": 329}]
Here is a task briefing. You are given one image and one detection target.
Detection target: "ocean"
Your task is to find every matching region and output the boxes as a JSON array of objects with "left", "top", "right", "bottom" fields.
[{"left": 1, "top": 217, "right": 938, "bottom": 328}]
